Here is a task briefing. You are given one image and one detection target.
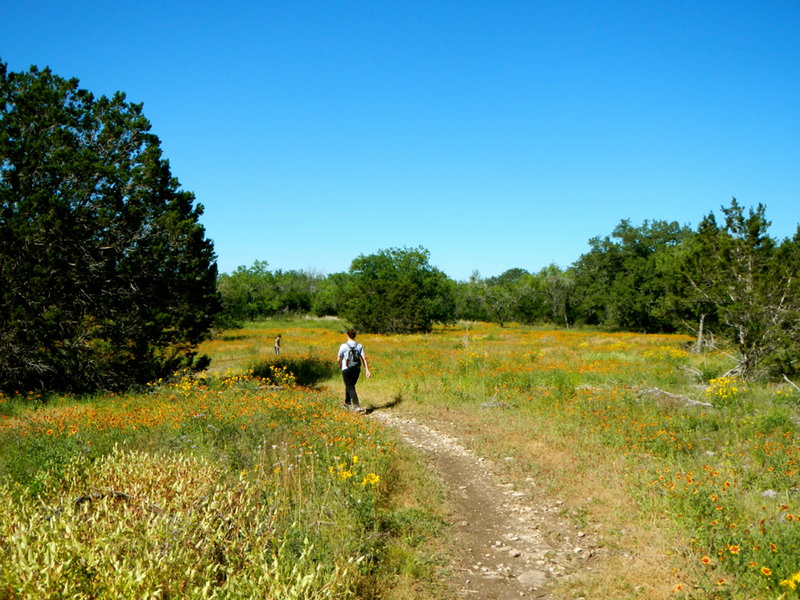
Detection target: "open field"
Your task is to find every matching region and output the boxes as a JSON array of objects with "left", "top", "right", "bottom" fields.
[
  {"left": 0, "top": 326, "right": 447, "bottom": 599},
  {"left": 2, "top": 318, "right": 800, "bottom": 599},
  {"left": 201, "top": 319, "right": 800, "bottom": 599}
]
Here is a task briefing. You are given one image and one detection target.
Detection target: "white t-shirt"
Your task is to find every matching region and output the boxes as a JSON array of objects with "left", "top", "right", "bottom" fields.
[{"left": 338, "top": 340, "right": 364, "bottom": 371}]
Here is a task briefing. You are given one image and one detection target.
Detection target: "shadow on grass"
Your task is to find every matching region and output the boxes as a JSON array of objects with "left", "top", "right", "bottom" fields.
[{"left": 364, "top": 393, "right": 405, "bottom": 415}]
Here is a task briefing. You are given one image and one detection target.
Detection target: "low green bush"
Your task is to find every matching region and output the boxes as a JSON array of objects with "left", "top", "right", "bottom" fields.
[{"left": 249, "top": 354, "right": 339, "bottom": 387}]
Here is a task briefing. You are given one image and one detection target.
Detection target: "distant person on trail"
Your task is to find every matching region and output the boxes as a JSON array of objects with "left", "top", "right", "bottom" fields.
[
  {"left": 337, "top": 329, "right": 371, "bottom": 412},
  {"left": 274, "top": 334, "right": 281, "bottom": 355}
]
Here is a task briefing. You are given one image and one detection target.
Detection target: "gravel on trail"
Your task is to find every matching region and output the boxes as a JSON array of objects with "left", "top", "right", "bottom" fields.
[{"left": 373, "top": 411, "right": 600, "bottom": 600}]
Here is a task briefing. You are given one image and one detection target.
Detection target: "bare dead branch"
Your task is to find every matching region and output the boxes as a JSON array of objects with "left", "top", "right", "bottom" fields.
[
  {"left": 638, "top": 387, "right": 715, "bottom": 408},
  {"left": 703, "top": 342, "right": 738, "bottom": 363},
  {"left": 783, "top": 375, "right": 800, "bottom": 393}
]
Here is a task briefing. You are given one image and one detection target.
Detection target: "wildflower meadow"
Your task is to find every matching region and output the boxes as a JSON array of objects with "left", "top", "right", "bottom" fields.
[
  {"left": 2, "top": 317, "right": 799, "bottom": 599},
  {"left": 198, "top": 319, "right": 800, "bottom": 599},
  {"left": 0, "top": 354, "right": 424, "bottom": 599}
]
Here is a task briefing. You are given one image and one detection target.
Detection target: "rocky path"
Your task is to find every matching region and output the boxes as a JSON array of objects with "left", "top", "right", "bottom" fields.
[{"left": 373, "top": 411, "right": 595, "bottom": 600}]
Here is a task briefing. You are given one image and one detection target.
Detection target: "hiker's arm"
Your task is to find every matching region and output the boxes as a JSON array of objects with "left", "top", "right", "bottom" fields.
[{"left": 362, "top": 355, "right": 371, "bottom": 378}]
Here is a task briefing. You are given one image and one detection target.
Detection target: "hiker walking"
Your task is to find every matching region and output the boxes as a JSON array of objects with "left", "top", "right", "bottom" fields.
[
  {"left": 337, "top": 329, "right": 370, "bottom": 412},
  {"left": 274, "top": 334, "right": 281, "bottom": 355}
]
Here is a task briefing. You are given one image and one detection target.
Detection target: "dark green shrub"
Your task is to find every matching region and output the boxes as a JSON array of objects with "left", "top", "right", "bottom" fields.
[{"left": 249, "top": 355, "right": 338, "bottom": 387}]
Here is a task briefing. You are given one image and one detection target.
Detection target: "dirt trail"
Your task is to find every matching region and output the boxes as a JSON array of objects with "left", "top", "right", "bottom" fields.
[{"left": 373, "top": 411, "right": 596, "bottom": 600}]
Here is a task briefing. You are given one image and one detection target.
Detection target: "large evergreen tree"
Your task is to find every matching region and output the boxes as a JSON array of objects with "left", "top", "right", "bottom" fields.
[{"left": 0, "top": 62, "right": 218, "bottom": 393}]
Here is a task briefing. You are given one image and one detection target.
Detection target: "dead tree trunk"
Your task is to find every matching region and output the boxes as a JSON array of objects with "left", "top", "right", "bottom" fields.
[{"left": 693, "top": 313, "right": 706, "bottom": 354}]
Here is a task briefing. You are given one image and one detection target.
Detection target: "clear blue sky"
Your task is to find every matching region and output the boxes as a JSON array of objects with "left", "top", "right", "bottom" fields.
[{"left": 2, "top": 1, "right": 798, "bottom": 280}]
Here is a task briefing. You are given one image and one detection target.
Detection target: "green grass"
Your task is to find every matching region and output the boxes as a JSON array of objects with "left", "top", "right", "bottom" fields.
[
  {"left": 4, "top": 318, "right": 800, "bottom": 599},
  {"left": 0, "top": 364, "right": 449, "bottom": 599},
  {"left": 251, "top": 319, "right": 800, "bottom": 600}
]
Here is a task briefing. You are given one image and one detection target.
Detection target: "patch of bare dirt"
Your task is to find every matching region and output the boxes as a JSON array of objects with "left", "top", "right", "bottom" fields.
[{"left": 373, "top": 410, "right": 600, "bottom": 599}]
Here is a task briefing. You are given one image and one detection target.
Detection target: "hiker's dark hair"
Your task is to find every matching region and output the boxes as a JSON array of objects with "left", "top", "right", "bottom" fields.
[{"left": 347, "top": 328, "right": 357, "bottom": 339}]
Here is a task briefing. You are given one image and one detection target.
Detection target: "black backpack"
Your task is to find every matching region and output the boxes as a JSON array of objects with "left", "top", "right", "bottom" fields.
[{"left": 346, "top": 343, "right": 361, "bottom": 368}]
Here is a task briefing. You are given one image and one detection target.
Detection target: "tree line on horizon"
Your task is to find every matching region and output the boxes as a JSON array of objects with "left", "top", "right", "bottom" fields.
[
  {"left": 217, "top": 199, "right": 800, "bottom": 381},
  {"left": 2, "top": 60, "right": 798, "bottom": 395}
]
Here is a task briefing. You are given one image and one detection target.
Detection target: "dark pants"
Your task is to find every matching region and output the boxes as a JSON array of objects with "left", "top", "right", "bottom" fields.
[{"left": 342, "top": 366, "right": 361, "bottom": 406}]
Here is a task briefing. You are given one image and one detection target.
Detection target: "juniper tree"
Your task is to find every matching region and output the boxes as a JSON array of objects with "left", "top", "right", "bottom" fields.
[
  {"left": 679, "top": 199, "right": 800, "bottom": 379},
  {"left": 0, "top": 61, "right": 219, "bottom": 393}
]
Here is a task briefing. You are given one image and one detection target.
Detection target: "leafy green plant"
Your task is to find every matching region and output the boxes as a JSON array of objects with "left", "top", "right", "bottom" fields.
[
  {"left": 248, "top": 354, "right": 338, "bottom": 387},
  {"left": 704, "top": 375, "right": 747, "bottom": 407}
]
